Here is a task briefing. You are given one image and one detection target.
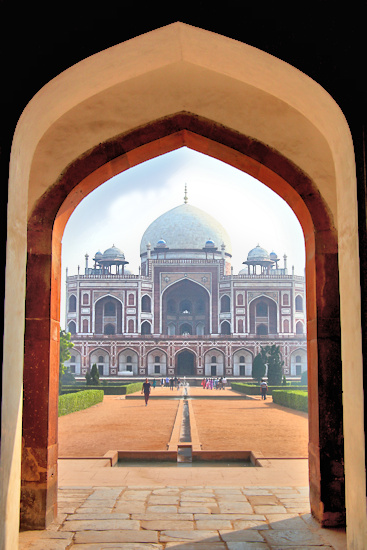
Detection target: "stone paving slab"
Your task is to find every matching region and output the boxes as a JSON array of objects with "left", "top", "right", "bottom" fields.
[
  {"left": 18, "top": 485, "right": 346, "bottom": 549},
  {"left": 71, "top": 545, "right": 162, "bottom": 549},
  {"left": 73, "top": 529, "right": 159, "bottom": 543}
]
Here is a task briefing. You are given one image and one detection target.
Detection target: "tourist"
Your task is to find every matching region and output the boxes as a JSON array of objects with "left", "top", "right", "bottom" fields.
[
  {"left": 170, "top": 377, "right": 174, "bottom": 390},
  {"left": 222, "top": 376, "right": 227, "bottom": 389},
  {"left": 141, "top": 378, "right": 151, "bottom": 405},
  {"left": 152, "top": 378, "right": 156, "bottom": 389},
  {"left": 260, "top": 379, "right": 268, "bottom": 400}
]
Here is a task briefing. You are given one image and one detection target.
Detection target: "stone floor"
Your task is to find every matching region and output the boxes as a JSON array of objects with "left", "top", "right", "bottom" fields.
[{"left": 19, "top": 484, "right": 347, "bottom": 549}]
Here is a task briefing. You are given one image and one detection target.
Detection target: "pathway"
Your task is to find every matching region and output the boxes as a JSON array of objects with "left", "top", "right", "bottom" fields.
[{"left": 18, "top": 385, "right": 346, "bottom": 548}]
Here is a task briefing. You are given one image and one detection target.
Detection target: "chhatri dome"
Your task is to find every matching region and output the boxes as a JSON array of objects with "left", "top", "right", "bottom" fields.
[
  {"left": 140, "top": 186, "right": 232, "bottom": 258},
  {"left": 246, "top": 244, "right": 270, "bottom": 263}
]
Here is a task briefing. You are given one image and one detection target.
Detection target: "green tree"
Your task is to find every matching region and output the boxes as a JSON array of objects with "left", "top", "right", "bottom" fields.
[
  {"left": 86, "top": 363, "right": 100, "bottom": 385},
  {"left": 252, "top": 353, "right": 266, "bottom": 383},
  {"left": 59, "top": 329, "right": 74, "bottom": 392},
  {"left": 262, "top": 344, "right": 284, "bottom": 386}
]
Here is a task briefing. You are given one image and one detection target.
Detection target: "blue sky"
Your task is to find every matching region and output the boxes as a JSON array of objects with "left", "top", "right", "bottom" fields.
[{"left": 61, "top": 147, "right": 305, "bottom": 323}]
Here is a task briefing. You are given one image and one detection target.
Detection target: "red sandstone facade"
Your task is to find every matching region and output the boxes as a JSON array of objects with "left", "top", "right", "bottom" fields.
[{"left": 65, "top": 201, "right": 306, "bottom": 379}]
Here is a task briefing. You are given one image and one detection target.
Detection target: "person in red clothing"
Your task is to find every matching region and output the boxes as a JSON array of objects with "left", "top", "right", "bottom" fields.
[{"left": 141, "top": 378, "right": 151, "bottom": 405}]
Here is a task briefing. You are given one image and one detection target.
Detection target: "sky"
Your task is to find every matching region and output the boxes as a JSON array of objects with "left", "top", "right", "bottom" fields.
[{"left": 61, "top": 147, "right": 305, "bottom": 324}]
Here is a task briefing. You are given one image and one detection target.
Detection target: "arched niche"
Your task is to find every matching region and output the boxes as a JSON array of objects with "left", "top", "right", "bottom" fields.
[{"left": 1, "top": 22, "right": 365, "bottom": 547}]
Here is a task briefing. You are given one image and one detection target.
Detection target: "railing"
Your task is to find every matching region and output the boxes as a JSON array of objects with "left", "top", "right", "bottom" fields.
[
  {"left": 67, "top": 274, "right": 150, "bottom": 280},
  {"left": 228, "top": 274, "right": 305, "bottom": 281},
  {"left": 67, "top": 272, "right": 304, "bottom": 282},
  {"left": 71, "top": 333, "right": 307, "bottom": 341}
]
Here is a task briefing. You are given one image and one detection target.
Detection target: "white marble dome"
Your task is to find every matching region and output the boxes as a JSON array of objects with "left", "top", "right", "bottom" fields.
[
  {"left": 247, "top": 244, "right": 270, "bottom": 262},
  {"left": 140, "top": 203, "right": 232, "bottom": 255},
  {"left": 102, "top": 245, "right": 125, "bottom": 260}
]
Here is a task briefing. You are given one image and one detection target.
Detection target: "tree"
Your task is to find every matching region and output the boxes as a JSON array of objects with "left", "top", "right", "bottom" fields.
[
  {"left": 252, "top": 353, "right": 266, "bottom": 383},
  {"left": 86, "top": 363, "right": 100, "bottom": 385},
  {"left": 59, "top": 329, "right": 74, "bottom": 391},
  {"left": 262, "top": 344, "right": 284, "bottom": 386}
]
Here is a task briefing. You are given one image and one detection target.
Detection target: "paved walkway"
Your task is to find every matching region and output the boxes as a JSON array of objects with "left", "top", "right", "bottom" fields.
[
  {"left": 19, "top": 484, "right": 346, "bottom": 549},
  {"left": 18, "top": 387, "right": 346, "bottom": 548}
]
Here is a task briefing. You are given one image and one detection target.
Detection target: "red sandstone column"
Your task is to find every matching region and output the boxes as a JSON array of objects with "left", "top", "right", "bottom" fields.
[{"left": 21, "top": 226, "right": 60, "bottom": 529}]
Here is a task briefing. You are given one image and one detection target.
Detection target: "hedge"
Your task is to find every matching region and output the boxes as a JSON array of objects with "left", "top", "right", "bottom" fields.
[
  {"left": 60, "top": 382, "right": 143, "bottom": 396},
  {"left": 58, "top": 390, "right": 104, "bottom": 416},
  {"left": 231, "top": 382, "right": 308, "bottom": 395},
  {"left": 272, "top": 390, "right": 308, "bottom": 412}
]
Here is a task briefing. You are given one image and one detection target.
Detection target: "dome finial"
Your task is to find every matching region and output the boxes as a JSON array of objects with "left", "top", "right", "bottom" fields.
[{"left": 184, "top": 184, "right": 188, "bottom": 204}]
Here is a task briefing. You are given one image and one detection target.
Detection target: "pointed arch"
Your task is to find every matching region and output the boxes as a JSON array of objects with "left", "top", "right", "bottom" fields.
[{"left": 2, "top": 22, "right": 364, "bottom": 542}]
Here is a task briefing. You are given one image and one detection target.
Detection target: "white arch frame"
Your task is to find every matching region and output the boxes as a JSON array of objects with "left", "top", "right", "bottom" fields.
[
  {"left": 204, "top": 348, "right": 225, "bottom": 377},
  {"left": 1, "top": 22, "right": 365, "bottom": 547},
  {"left": 93, "top": 293, "right": 124, "bottom": 334},
  {"left": 118, "top": 348, "right": 139, "bottom": 376},
  {"left": 64, "top": 348, "right": 82, "bottom": 376},
  {"left": 147, "top": 348, "right": 168, "bottom": 376},
  {"left": 89, "top": 347, "right": 110, "bottom": 376},
  {"left": 232, "top": 348, "right": 254, "bottom": 377},
  {"left": 248, "top": 293, "right": 279, "bottom": 335}
]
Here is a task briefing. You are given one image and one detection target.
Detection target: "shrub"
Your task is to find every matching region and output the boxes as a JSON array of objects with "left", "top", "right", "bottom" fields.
[
  {"left": 231, "top": 382, "right": 308, "bottom": 396},
  {"left": 300, "top": 370, "right": 308, "bottom": 385},
  {"left": 58, "top": 389, "right": 104, "bottom": 416},
  {"left": 86, "top": 364, "right": 100, "bottom": 385},
  {"left": 272, "top": 390, "right": 308, "bottom": 412},
  {"left": 61, "top": 371, "right": 76, "bottom": 385},
  {"left": 125, "top": 382, "right": 143, "bottom": 394},
  {"left": 252, "top": 354, "right": 266, "bottom": 383},
  {"left": 60, "top": 382, "right": 143, "bottom": 396}
]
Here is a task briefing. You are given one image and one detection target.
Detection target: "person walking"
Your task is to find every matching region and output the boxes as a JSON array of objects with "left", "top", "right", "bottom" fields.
[
  {"left": 141, "top": 378, "right": 151, "bottom": 405},
  {"left": 260, "top": 379, "right": 268, "bottom": 400},
  {"left": 152, "top": 378, "right": 156, "bottom": 389},
  {"left": 169, "top": 377, "right": 174, "bottom": 391}
]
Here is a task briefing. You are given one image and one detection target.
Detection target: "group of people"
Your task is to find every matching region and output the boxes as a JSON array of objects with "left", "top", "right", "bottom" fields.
[
  {"left": 201, "top": 376, "right": 227, "bottom": 390},
  {"left": 160, "top": 376, "right": 182, "bottom": 390}
]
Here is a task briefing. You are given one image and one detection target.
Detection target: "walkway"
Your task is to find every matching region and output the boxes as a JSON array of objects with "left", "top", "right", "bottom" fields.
[
  {"left": 19, "top": 484, "right": 346, "bottom": 549},
  {"left": 19, "top": 385, "right": 346, "bottom": 548}
]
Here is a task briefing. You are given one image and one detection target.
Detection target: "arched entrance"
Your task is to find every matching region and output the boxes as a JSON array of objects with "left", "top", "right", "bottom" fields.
[
  {"left": 1, "top": 23, "right": 365, "bottom": 547},
  {"left": 162, "top": 279, "right": 210, "bottom": 336},
  {"left": 176, "top": 350, "right": 196, "bottom": 376}
]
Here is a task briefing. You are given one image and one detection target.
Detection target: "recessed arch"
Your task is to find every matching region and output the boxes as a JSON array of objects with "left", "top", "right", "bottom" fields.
[
  {"left": 118, "top": 348, "right": 139, "bottom": 375},
  {"left": 2, "top": 22, "right": 365, "bottom": 545},
  {"left": 176, "top": 349, "right": 196, "bottom": 376},
  {"left": 161, "top": 277, "right": 211, "bottom": 335}
]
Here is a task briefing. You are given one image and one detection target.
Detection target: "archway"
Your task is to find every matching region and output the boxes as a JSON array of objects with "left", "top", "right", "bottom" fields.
[
  {"left": 176, "top": 350, "right": 196, "bottom": 376},
  {"left": 1, "top": 23, "right": 365, "bottom": 547},
  {"left": 162, "top": 278, "right": 210, "bottom": 336}
]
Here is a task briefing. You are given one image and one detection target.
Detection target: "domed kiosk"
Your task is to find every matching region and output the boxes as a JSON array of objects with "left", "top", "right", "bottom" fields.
[
  {"left": 93, "top": 245, "right": 129, "bottom": 274},
  {"left": 242, "top": 244, "right": 276, "bottom": 274}
]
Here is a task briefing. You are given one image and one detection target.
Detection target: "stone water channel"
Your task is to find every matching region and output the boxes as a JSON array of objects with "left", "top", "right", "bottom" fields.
[
  {"left": 117, "top": 385, "right": 255, "bottom": 468},
  {"left": 177, "top": 387, "right": 193, "bottom": 466}
]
